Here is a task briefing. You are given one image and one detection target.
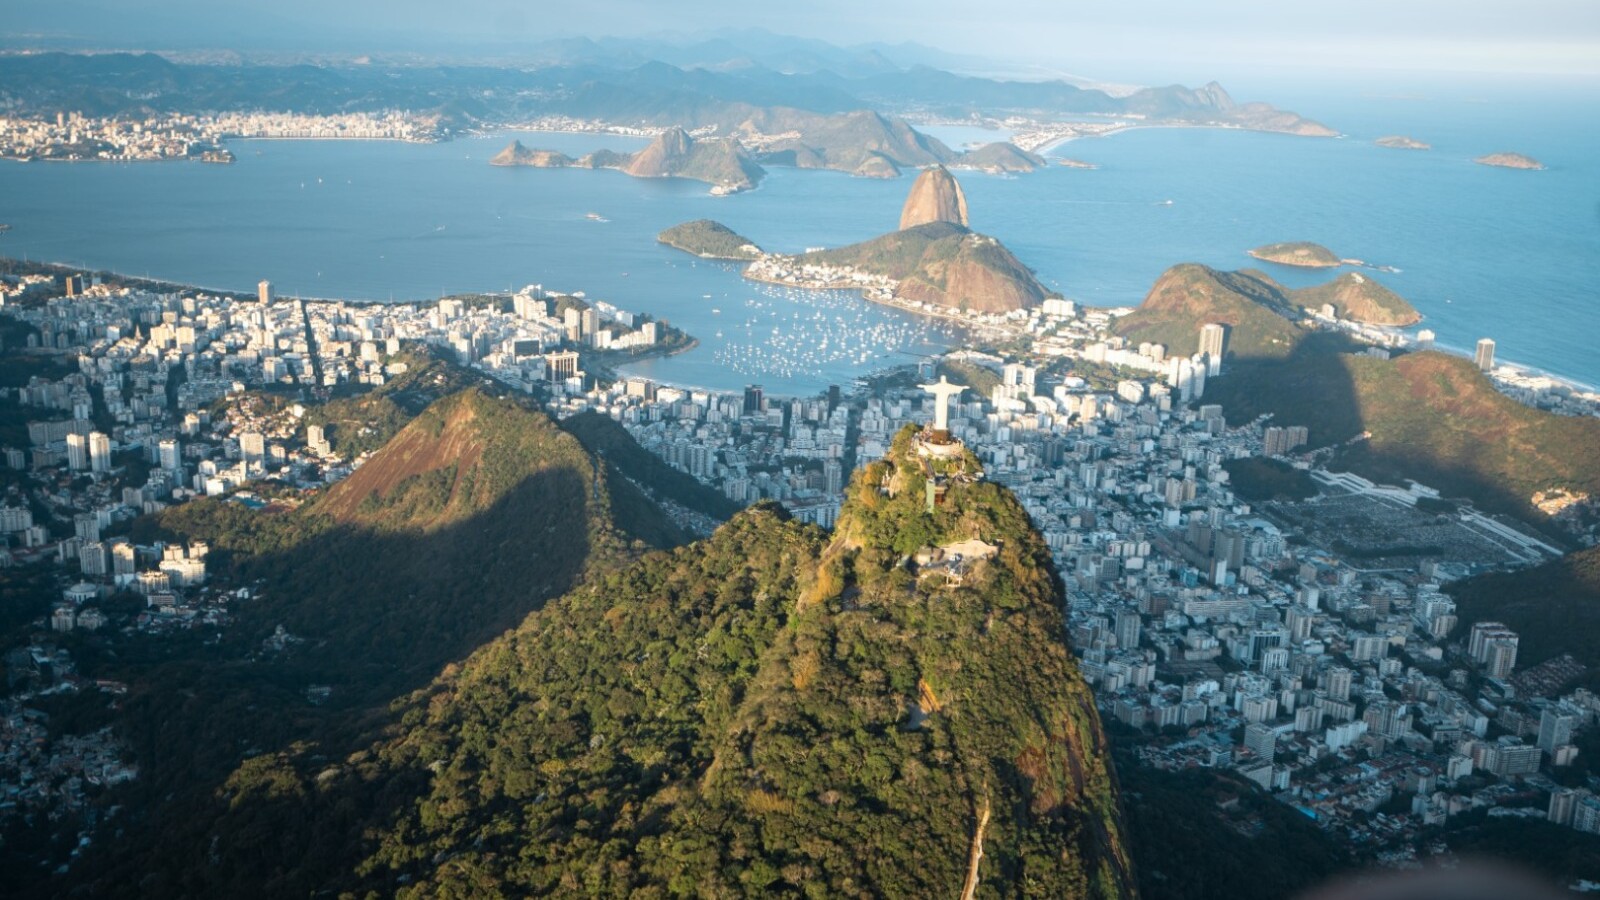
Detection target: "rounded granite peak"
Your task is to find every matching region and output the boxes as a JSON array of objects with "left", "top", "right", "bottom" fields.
[{"left": 899, "top": 164, "right": 970, "bottom": 231}]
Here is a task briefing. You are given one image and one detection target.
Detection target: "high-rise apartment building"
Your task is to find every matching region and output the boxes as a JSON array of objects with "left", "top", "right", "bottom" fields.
[
  {"left": 88, "top": 431, "right": 111, "bottom": 473},
  {"left": 1475, "top": 338, "right": 1496, "bottom": 372}
]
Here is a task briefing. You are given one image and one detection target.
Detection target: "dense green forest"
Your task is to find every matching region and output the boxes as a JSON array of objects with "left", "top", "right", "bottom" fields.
[{"left": 46, "top": 423, "right": 1133, "bottom": 898}]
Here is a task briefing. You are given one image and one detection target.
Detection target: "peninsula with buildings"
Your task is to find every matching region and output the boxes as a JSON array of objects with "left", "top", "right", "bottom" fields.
[{"left": 666, "top": 166, "right": 1055, "bottom": 318}]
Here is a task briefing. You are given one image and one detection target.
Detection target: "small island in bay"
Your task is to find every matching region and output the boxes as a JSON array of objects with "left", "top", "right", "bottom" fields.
[
  {"left": 1055, "top": 158, "right": 1098, "bottom": 169},
  {"left": 1475, "top": 152, "right": 1545, "bottom": 170},
  {"left": 1375, "top": 135, "right": 1431, "bottom": 150},
  {"left": 657, "top": 220, "right": 763, "bottom": 260},
  {"left": 1247, "top": 241, "right": 1344, "bottom": 268}
]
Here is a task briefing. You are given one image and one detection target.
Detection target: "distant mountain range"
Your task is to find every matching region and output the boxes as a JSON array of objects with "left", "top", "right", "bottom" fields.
[{"left": 0, "top": 49, "right": 1333, "bottom": 139}]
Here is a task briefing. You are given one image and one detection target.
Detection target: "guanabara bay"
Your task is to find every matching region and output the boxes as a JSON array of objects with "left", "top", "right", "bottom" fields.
[{"left": 0, "top": 4, "right": 1597, "bottom": 900}]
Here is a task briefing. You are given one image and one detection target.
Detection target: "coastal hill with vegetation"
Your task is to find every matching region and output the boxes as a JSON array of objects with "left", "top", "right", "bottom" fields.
[
  {"left": 1205, "top": 341, "right": 1600, "bottom": 528},
  {"left": 1112, "top": 264, "right": 1420, "bottom": 359},
  {"left": 493, "top": 127, "right": 765, "bottom": 194},
  {"left": 1112, "top": 264, "right": 1307, "bottom": 359},
  {"left": 803, "top": 166, "right": 1048, "bottom": 314},
  {"left": 75, "top": 424, "right": 1134, "bottom": 897},
  {"left": 950, "top": 141, "right": 1049, "bottom": 173},
  {"left": 1476, "top": 152, "right": 1545, "bottom": 170},
  {"left": 1292, "top": 271, "right": 1421, "bottom": 326},
  {"left": 1247, "top": 241, "right": 1343, "bottom": 268},
  {"left": 657, "top": 219, "right": 763, "bottom": 259},
  {"left": 803, "top": 221, "right": 1050, "bottom": 313},
  {"left": 740, "top": 106, "right": 956, "bottom": 174}
]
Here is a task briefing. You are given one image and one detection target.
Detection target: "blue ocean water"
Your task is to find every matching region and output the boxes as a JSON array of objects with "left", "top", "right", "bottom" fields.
[{"left": 0, "top": 75, "right": 1595, "bottom": 393}]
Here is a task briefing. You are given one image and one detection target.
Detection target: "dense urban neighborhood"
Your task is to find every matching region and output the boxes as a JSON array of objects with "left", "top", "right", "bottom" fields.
[{"left": 1, "top": 263, "right": 1596, "bottom": 879}]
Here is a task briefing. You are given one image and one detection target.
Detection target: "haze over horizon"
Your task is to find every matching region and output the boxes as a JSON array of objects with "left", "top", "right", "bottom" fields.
[{"left": 3, "top": 0, "right": 1599, "bottom": 81}]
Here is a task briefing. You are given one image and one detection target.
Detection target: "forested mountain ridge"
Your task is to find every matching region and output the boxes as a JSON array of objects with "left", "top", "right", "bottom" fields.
[
  {"left": 45, "top": 387, "right": 697, "bottom": 899},
  {"left": 145, "top": 387, "right": 684, "bottom": 686},
  {"left": 177, "top": 427, "right": 1133, "bottom": 897}
]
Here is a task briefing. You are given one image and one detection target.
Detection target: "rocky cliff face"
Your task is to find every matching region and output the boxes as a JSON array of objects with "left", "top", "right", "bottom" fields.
[
  {"left": 622, "top": 126, "right": 695, "bottom": 177},
  {"left": 899, "top": 164, "right": 970, "bottom": 230},
  {"left": 624, "top": 127, "right": 765, "bottom": 191},
  {"left": 896, "top": 230, "right": 1050, "bottom": 314}
]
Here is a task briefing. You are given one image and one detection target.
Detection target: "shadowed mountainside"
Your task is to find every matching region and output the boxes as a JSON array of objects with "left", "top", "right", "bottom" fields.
[
  {"left": 560, "top": 408, "right": 744, "bottom": 520},
  {"left": 1449, "top": 544, "right": 1600, "bottom": 669},
  {"left": 1204, "top": 336, "right": 1600, "bottom": 530},
  {"left": 45, "top": 388, "right": 692, "bottom": 899}
]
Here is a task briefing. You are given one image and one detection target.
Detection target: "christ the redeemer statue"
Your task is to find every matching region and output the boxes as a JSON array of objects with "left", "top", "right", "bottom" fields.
[{"left": 921, "top": 376, "right": 966, "bottom": 433}]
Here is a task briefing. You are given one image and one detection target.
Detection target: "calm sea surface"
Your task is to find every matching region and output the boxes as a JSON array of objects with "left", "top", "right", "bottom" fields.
[{"left": 1, "top": 75, "right": 1595, "bottom": 393}]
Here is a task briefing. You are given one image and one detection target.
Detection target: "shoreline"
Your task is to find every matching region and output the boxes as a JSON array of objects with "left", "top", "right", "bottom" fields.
[
  {"left": 1032, "top": 121, "right": 1328, "bottom": 155},
  {"left": 740, "top": 264, "right": 1012, "bottom": 336},
  {"left": 1427, "top": 338, "right": 1600, "bottom": 396},
  {"left": 10, "top": 253, "right": 1595, "bottom": 401}
]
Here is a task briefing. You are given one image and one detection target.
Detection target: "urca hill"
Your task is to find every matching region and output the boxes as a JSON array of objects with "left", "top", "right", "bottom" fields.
[
  {"left": 665, "top": 166, "right": 1056, "bottom": 315},
  {"left": 177, "top": 414, "right": 1134, "bottom": 898}
]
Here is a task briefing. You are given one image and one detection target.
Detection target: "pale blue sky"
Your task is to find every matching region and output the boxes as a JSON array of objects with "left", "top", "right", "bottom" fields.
[{"left": 4, "top": 0, "right": 1599, "bottom": 77}]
